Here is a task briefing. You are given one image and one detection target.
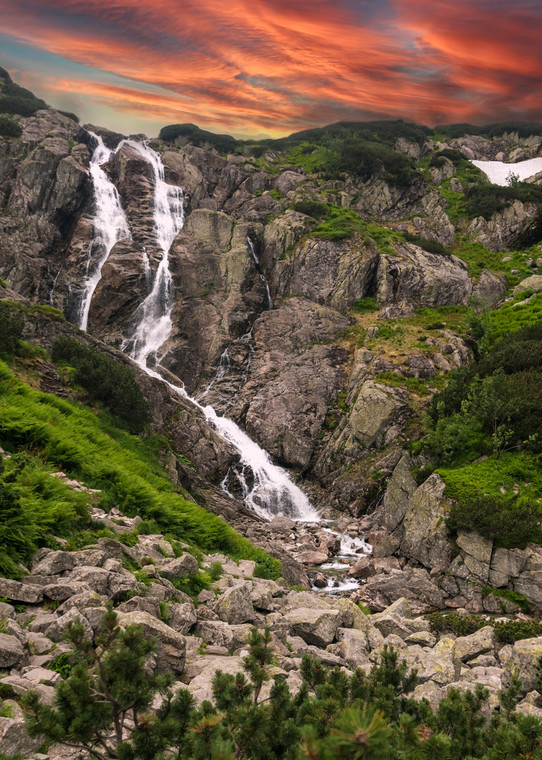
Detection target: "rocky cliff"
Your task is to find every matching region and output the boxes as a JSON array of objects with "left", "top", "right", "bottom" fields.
[{"left": 2, "top": 71, "right": 542, "bottom": 620}]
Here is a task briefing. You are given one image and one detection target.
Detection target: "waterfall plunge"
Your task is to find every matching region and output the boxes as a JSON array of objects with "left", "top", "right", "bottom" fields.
[{"left": 83, "top": 133, "right": 318, "bottom": 522}]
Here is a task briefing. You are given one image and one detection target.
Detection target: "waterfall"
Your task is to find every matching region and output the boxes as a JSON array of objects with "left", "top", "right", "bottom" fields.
[
  {"left": 119, "top": 140, "right": 184, "bottom": 367},
  {"left": 79, "top": 133, "right": 131, "bottom": 331},
  {"left": 83, "top": 133, "right": 319, "bottom": 523},
  {"left": 248, "top": 237, "right": 273, "bottom": 310}
]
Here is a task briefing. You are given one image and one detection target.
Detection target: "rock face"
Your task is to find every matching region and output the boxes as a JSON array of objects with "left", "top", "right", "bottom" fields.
[{"left": 375, "top": 245, "right": 472, "bottom": 307}]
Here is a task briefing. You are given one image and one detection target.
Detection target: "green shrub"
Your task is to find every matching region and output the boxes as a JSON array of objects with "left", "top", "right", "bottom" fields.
[
  {"left": 446, "top": 493, "right": 542, "bottom": 548},
  {"left": 427, "top": 612, "right": 487, "bottom": 636},
  {"left": 51, "top": 336, "right": 149, "bottom": 432},
  {"left": 292, "top": 199, "right": 328, "bottom": 218},
  {"left": 0, "top": 115, "right": 22, "bottom": 138},
  {"left": 494, "top": 619, "right": 542, "bottom": 643},
  {"left": 351, "top": 296, "right": 379, "bottom": 313},
  {"left": 403, "top": 232, "right": 449, "bottom": 255},
  {"left": 0, "top": 301, "right": 24, "bottom": 353}
]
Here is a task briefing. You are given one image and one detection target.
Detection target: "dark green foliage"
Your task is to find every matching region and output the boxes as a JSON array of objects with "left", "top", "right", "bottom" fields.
[
  {"left": 326, "top": 136, "right": 418, "bottom": 187},
  {"left": 493, "top": 619, "right": 542, "bottom": 644},
  {"left": 479, "top": 322, "right": 542, "bottom": 376},
  {"left": 292, "top": 199, "right": 328, "bottom": 218},
  {"left": 428, "top": 612, "right": 487, "bottom": 637},
  {"left": 464, "top": 183, "right": 542, "bottom": 221},
  {"left": 58, "top": 110, "right": 79, "bottom": 123},
  {"left": 447, "top": 493, "right": 542, "bottom": 549},
  {"left": 0, "top": 115, "right": 22, "bottom": 138},
  {"left": 51, "top": 336, "right": 150, "bottom": 432},
  {"left": 436, "top": 121, "right": 542, "bottom": 140},
  {"left": 158, "top": 123, "right": 239, "bottom": 153},
  {"left": 402, "top": 232, "right": 449, "bottom": 255},
  {"left": 351, "top": 297, "right": 379, "bottom": 314},
  {"left": 0, "top": 302, "right": 24, "bottom": 353},
  {"left": 21, "top": 610, "right": 542, "bottom": 759},
  {"left": 429, "top": 612, "right": 542, "bottom": 643},
  {"left": 0, "top": 70, "right": 46, "bottom": 116}
]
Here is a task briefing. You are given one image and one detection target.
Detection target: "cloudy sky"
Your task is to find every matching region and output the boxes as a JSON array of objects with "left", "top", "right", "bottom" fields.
[{"left": 1, "top": 0, "right": 541, "bottom": 138}]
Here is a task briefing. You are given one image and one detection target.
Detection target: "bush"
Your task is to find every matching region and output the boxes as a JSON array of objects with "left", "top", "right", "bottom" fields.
[
  {"left": 51, "top": 336, "right": 150, "bottom": 432},
  {"left": 0, "top": 115, "right": 21, "bottom": 138},
  {"left": 447, "top": 493, "right": 542, "bottom": 548},
  {"left": 292, "top": 199, "right": 328, "bottom": 218},
  {"left": 0, "top": 301, "right": 24, "bottom": 353},
  {"left": 403, "top": 232, "right": 449, "bottom": 255}
]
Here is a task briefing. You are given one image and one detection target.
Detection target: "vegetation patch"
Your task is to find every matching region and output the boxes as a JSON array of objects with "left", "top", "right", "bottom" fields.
[
  {"left": 0, "top": 360, "right": 279, "bottom": 578},
  {"left": 51, "top": 336, "right": 150, "bottom": 432}
]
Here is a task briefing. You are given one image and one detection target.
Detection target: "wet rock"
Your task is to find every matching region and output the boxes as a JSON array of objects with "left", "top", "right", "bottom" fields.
[{"left": 297, "top": 551, "right": 328, "bottom": 565}]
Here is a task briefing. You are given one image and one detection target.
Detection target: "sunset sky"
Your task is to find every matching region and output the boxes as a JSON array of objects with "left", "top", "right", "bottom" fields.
[{"left": 1, "top": 0, "right": 541, "bottom": 139}]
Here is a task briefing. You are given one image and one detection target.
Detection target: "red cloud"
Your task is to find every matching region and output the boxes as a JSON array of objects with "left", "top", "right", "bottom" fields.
[{"left": 1, "top": 0, "right": 541, "bottom": 135}]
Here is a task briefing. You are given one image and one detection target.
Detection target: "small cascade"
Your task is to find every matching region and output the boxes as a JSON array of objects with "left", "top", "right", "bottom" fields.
[
  {"left": 142, "top": 249, "right": 152, "bottom": 285},
  {"left": 197, "top": 348, "right": 230, "bottom": 401},
  {"left": 247, "top": 237, "right": 273, "bottom": 310},
  {"left": 48, "top": 266, "right": 61, "bottom": 306},
  {"left": 79, "top": 132, "right": 131, "bottom": 331}
]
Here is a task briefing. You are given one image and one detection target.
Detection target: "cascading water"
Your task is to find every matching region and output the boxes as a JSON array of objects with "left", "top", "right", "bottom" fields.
[
  {"left": 119, "top": 140, "right": 184, "bottom": 367},
  {"left": 82, "top": 135, "right": 318, "bottom": 522},
  {"left": 248, "top": 237, "right": 273, "bottom": 310},
  {"left": 78, "top": 132, "right": 131, "bottom": 331}
]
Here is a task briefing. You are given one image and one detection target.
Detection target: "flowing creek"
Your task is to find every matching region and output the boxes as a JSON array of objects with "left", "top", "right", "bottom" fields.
[{"left": 80, "top": 132, "right": 370, "bottom": 591}]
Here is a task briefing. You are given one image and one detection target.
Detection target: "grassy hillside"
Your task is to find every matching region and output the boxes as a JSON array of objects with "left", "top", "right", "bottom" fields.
[{"left": 0, "top": 340, "right": 279, "bottom": 580}]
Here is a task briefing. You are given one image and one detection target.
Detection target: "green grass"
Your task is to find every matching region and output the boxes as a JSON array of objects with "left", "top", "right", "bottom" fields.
[
  {"left": 438, "top": 452, "right": 542, "bottom": 547},
  {"left": 453, "top": 238, "right": 532, "bottom": 283},
  {"left": 488, "top": 292, "right": 542, "bottom": 341},
  {"left": 0, "top": 360, "right": 280, "bottom": 578},
  {"left": 312, "top": 207, "right": 402, "bottom": 252}
]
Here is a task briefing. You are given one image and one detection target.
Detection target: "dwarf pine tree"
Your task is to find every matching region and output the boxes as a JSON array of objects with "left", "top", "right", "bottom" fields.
[{"left": 20, "top": 609, "right": 542, "bottom": 760}]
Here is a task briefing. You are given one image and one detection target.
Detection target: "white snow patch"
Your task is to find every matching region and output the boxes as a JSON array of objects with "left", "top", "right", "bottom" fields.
[{"left": 471, "top": 157, "right": 542, "bottom": 186}]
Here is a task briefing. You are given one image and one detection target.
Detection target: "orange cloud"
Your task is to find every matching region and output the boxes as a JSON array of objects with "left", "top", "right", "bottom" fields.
[{"left": 1, "top": 0, "right": 541, "bottom": 136}]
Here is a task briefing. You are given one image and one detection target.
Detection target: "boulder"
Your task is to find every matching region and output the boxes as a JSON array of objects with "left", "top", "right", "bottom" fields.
[
  {"left": 400, "top": 474, "right": 453, "bottom": 570},
  {"left": 0, "top": 717, "right": 43, "bottom": 757},
  {"left": 380, "top": 452, "right": 417, "bottom": 533},
  {"left": 504, "top": 637, "right": 542, "bottom": 692},
  {"left": 45, "top": 608, "right": 93, "bottom": 642},
  {"left": 117, "top": 611, "right": 186, "bottom": 674},
  {"left": 195, "top": 620, "right": 235, "bottom": 650},
  {"left": 456, "top": 531, "right": 493, "bottom": 583},
  {"left": 32, "top": 550, "right": 77, "bottom": 576},
  {"left": 188, "top": 656, "right": 245, "bottom": 704},
  {"left": 0, "top": 578, "right": 43, "bottom": 604},
  {"left": 454, "top": 627, "right": 497, "bottom": 663},
  {"left": 283, "top": 607, "right": 340, "bottom": 647},
  {"left": 168, "top": 602, "right": 198, "bottom": 635},
  {"left": 215, "top": 584, "right": 255, "bottom": 625},
  {"left": 159, "top": 553, "right": 199, "bottom": 580},
  {"left": 0, "top": 633, "right": 26, "bottom": 668}
]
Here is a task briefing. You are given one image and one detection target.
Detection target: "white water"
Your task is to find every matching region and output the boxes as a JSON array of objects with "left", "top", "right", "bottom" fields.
[
  {"left": 248, "top": 237, "right": 273, "bottom": 310},
  {"left": 119, "top": 140, "right": 184, "bottom": 367},
  {"left": 83, "top": 134, "right": 318, "bottom": 522},
  {"left": 471, "top": 157, "right": 542, "bottom": 186},
  {"left": 79, "top": 133, "right": 131, "bottom": 330}
]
